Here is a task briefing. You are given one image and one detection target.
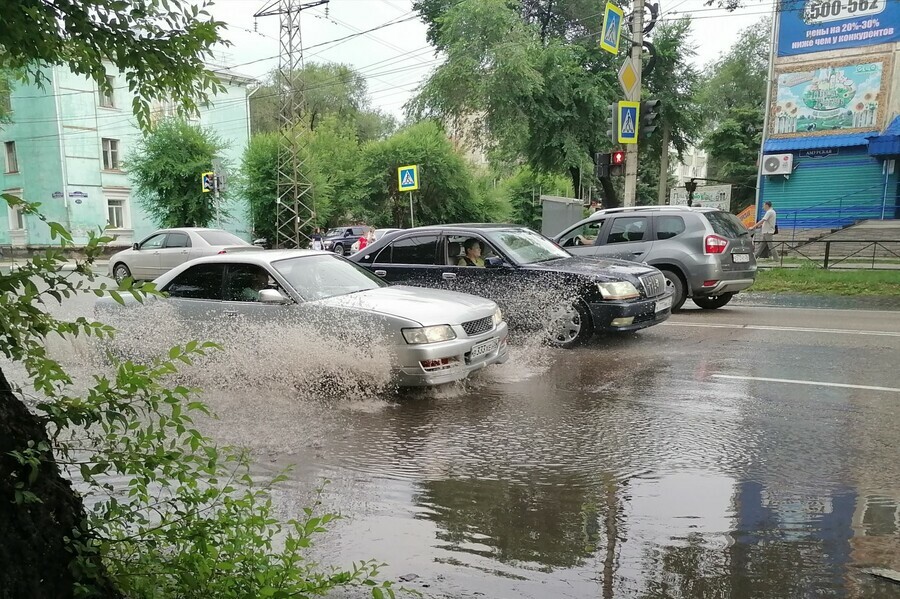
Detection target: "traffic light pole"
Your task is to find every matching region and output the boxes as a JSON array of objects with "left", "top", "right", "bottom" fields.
[{"left": 623, "top": 0, "right": 644, "bottom": 207}]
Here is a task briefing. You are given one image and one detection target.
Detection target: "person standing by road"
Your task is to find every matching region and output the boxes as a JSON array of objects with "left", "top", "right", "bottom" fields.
[
  {"left": 311, "top": 228, "right": 324, "bottom": 251},
  {"left": 752, "top": 201, "right": 778, "bottom": 260}
]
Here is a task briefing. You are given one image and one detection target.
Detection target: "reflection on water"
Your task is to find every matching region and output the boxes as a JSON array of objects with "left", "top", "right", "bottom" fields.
[{"left": 10, "top": 289, "right": 900, "bottom": 598}]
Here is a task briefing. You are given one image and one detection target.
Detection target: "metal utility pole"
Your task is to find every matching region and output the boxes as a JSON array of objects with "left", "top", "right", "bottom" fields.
[
  {"left": 254, "top": 0, "right": 328, "bottom": 248},
  {"left": 622, "top": 0, "right": 644, "bottom": 207}
]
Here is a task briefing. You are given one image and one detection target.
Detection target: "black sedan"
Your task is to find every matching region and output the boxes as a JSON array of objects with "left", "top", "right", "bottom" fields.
[{"left": 349, "top": 224, "right": 673, "bottom": 347}]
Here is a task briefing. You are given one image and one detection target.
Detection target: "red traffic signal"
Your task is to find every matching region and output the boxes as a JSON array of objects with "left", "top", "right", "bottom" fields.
[{"left": 611, "top": 150, "right": 626, "bottom": 165}]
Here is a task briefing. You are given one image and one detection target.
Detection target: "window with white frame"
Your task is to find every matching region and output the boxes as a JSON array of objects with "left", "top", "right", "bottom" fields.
[
  {"left": 102, "top": 138, "right": 120, "bottom": 170},
  {"left": 4, "top": 141, "right": 17, "bottom": 173},
  {"left": 5, "top": 189, "right": 25, "bottom": 230},
  {"left": 104, "top": 188, "right": 130, "bottom": 229},
  {"left": 100, "top": 75, "right": 116, "bottom": 108}
]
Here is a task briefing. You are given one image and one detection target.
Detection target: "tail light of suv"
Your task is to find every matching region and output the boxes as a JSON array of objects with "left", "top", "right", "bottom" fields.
[{"left": 704, "top": 234, "right": 729, "bottom": 255}]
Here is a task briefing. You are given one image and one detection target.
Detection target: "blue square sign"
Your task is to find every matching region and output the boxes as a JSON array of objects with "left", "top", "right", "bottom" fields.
[{"left": 617, "top": 101, "right": 639, "bottom": 144}]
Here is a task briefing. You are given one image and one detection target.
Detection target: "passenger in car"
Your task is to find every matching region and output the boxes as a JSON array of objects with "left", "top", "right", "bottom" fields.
[{"left": 458, "top": 238, "right": 485, "bottom": 267}]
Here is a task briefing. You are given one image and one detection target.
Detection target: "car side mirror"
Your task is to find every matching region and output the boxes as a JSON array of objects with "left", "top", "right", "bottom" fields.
[
  {"left": 132, "top": 243, "right": 140, "bottom": 250},
  {"left": 484, "top": 256, "right": 506, "bottom": 268},
  {"left": 259, "top": 289, "right": 289, "bottom": 305}
]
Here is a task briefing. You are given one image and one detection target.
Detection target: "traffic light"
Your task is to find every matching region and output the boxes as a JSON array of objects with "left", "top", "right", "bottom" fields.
[
  {"left": 610, "top": 150, "right": 626, "bottom": 176},
  {"left": 639, "top": 99, "right": 661, "bottom": 139},
  {"left": 595, "top": 152, "right": 611, "bottom": 179},
  {"left": 606, "top": 102, "right": 618, "bottom": 144},
  {"left": 201, "top": 172, "right": 214, "bottom": 193}
]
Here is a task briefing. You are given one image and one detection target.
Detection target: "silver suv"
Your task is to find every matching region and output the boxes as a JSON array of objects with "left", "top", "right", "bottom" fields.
[{"left": 551, "top": 206, "right": 756, "bottom": 311}]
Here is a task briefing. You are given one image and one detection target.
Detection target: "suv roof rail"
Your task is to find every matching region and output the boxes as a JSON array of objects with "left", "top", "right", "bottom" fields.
[{"left": 594, "top": 205, "right": 694, "bottom": 215}]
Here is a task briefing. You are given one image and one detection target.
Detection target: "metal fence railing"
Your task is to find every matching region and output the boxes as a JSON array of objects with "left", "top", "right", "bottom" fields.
[{"left": 753, "top": 238, "right": 900, "bottom": 269}]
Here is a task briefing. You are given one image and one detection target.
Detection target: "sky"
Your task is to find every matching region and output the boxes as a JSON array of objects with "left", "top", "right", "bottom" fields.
[{"left": 208, "top": 0, "right": 771, "bottom": 118}]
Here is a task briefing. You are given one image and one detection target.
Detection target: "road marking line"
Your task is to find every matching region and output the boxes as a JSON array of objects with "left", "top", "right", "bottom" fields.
[
  {"left": 712, "top": 374, "right": 900, "bottom": 394},
  {"left": 664, "top": 322, "right": 900, "bottom": 337},
  {"left": 731, "top": 305, "right": 900, "bottom": 315}
]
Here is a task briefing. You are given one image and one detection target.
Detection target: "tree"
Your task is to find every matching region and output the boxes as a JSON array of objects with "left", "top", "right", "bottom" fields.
[
  {"left": 0, "top": 1, "right": 226, "bottom": 129},
  {"left": 698, "top": 19, "right": 770, "bottom": 211},
  {"left": 127, "top": 118, "right": 228, "bottom": 228},
  {"left": 501, "top": 167, "right": 573, "bottom": 230},
  {"left": 250, "top": 63, "right": 396, "bottom": 141},
  {"left": 412, "top": 0, "right": 618, "bottom": 202},
  {"left": 1, "top": 1, "right": 393, "bottom": 596},
  {"left": 355, "top": 120, "right": 487, "bottom": 227},
  {"left": 239, "top": 130, "right": 335, "bottom": 242},
  {"left": 639, "top": 18, "right": 703, "bottom": 204}
]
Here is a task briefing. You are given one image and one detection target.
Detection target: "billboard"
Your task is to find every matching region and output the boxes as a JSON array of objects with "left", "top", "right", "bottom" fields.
[
  {"left": 670, "top": 184, "right": 732, "bottom": 212},
  {"left": 777, "top": 0, "right": 900, "bottom": 56},
  {"left": 770, "top": 60, "right": 887, "bottom": 136}
]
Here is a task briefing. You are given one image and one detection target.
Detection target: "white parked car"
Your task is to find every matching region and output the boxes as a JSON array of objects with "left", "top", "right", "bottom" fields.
[
  {"left": 98, "top": 250, "right": 509, "bottom": 387},
  {"left": 107, "top": 228, "right": 254, "bottom": 283}
]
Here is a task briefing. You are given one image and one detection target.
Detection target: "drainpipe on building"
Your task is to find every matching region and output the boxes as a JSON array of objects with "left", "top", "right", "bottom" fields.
[
  {"left": 754, "top": 6, "right": 780, "bottom": 220},
  {"left": 247, "top": 83, "right": 262, "bottom": 139},
  {"left": 52, "top": 68, "right": 72, "bottom": 233}
]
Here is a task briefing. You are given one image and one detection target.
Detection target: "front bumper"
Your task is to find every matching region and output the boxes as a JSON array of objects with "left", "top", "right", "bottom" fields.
[
  {"left": 588, "top": 292, "right": 673, "bottom": 332},
  {"left": 393, "top": 322, "right": 509, "bottom": 387}
]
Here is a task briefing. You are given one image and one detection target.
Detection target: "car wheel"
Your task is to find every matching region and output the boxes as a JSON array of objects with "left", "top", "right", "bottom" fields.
[
  {"left": 661, "top": 269, "right": 687, "bottom": 312},
  {"left": 113, "top": 262, "right": 132, "bottom": 284},
  {"left": 333, "top": 243, "right": 344, "bottom": 255},
  {"left": 548, "top": 301, "right": 593, "bottom": 348},
  {"left": 692, "top": 293, "right": 734, "bottom": 310}
]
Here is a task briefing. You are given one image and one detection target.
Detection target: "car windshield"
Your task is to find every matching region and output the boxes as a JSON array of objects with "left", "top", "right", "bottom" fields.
[
  {"left": 325, "top": 228, "right": 346, "bottom": 237},
  {"left": 705, "top": 211, "right": 750, "bottom": 238},
  {"left": 272, "top": 254, "right": 386, "bottom": 301},
  {"left": 486, "top": 229, "right": 570, "bottom": 265},
  {"left": 197, "top": 230, "right": 250, "bottom": 246}
]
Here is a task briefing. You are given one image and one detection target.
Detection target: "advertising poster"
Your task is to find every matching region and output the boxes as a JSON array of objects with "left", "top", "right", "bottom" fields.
[
  {"left": 669, "top": 185, "right": 732, "bottom": 212},
  {"left": 777, "top": 0, "right": 900, "bottom": 56},
  {"left": 771, "top": 61, "right": 886, "bottom": 136}
]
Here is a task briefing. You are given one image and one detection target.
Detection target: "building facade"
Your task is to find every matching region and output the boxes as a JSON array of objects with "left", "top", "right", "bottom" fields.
[
  {"left": 758, "top": 1, "right": 900, "bottom": 229},
  {"left": 1, "top": 64, "right": 254, "bottom": 249},
  {"left": 674, "top": 146, "right": 708, "bottom": 187}
]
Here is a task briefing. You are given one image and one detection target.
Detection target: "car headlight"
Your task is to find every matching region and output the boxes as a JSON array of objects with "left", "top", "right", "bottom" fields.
[
  {"left": 402, "top": 325, "right": 457, "bottom": 344},
  {"left": 492, "top": 307, "right": 503, "bottom": 326},
  {"left": 597, "top": 281, "right": 640, "bottom": 300},
  {"left": 324, "top": 241, "right": 333, "bottom": 248}
]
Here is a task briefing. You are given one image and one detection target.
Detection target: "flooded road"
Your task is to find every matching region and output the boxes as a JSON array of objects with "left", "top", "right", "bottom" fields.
[
  {"left": 7, "top": 280, "right": 900, "bottom": 598},
  {"left": 201, "top": 304, "right": 900, "bottom": 598}
]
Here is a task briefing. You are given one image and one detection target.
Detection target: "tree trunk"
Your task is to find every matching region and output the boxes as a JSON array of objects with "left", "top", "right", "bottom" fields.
[
  {"left": 0, "top": 367, "right": 121, "bottom": 599},
  {"left": 657, "top": 124, "right": 671, "bottom": 205},
  {"left": 599, "top": 176, "right": 619, "bottom": 209}
]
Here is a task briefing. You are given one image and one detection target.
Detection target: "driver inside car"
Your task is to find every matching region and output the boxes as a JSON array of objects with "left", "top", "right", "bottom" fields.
[{"left": 458, "top": 238, "right": 486, "bottom": 267}]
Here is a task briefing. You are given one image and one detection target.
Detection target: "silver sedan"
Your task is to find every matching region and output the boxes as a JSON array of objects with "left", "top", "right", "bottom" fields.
[
  {"left": 107, "top": 227, "right": 254, "bottom": 283},
  {"left": 99, "top": 250, "right": 509, "bottom": 387}
]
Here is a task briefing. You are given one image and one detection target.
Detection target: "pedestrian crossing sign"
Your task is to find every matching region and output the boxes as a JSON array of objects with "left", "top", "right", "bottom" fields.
[
  {"left": 398, "top": 164, "right": 419, "bottom": 191},
  {"left": 600, "top": 2, "right": 624, "bottom": 55},
  {"left": 617, "top": 100, "right": 640, "bottom": 144}
]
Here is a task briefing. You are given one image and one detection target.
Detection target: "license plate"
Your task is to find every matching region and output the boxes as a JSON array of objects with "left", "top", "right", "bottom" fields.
[
  {"left": 655, "top": 296, "right": 673, "bottom": 313},
  {"left": 732, "top": 253, "right": 750, "bottom": 263},
  {"left": 470, "top": 337, "right": 499, "bottom": 358}
]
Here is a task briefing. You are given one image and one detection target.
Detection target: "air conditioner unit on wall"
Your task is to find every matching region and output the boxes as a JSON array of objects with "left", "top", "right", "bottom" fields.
[{"left": 762, "top": 153, "right": 793, "bottom": 176}]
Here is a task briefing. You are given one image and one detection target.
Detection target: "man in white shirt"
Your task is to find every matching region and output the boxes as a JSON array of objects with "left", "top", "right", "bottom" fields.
[{"left": 752, "top": 201, "right": 778, "bottom": 260}]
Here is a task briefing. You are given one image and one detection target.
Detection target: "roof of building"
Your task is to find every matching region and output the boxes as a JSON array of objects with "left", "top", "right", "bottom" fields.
[
  {"left": 763, "top": 132, "right": 875, "bottom": 152},
  {"left": 867, "top": 115, "right": 900, "bottom": 156}
]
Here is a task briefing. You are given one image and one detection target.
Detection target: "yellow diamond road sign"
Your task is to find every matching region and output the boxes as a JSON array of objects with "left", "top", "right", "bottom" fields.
[{"left": 618, "top": 59, "right": 638, "bottom": 96}]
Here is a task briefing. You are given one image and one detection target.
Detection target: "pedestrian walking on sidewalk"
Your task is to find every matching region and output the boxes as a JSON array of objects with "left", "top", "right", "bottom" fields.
[{"left": 752, "top": 201, "right": 778, "bottom": 260}]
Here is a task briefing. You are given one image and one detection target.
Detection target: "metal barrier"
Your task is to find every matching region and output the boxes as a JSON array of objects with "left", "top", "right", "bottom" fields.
[{"left": 753, "top": 237, "right": 900, "bottom": 269}]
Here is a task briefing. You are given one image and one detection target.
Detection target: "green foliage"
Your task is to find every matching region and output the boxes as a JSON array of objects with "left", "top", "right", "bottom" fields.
[
  {"left": 355, "top": 121, "right": 487, "bottom": 227},
  {"left": 0, "top": 0, "right": 227, "bottom": 130},
  {"left": 239, "top": 131, "right": 334, "bottom": 242},
  {"left": 499, "top": 167, "right": 573, "bottom": 230},
  {"left": 1, "top": 195, "right": 397, "bottom": 597},
  {"left": 753, "top": 268, "right": 900, "bottom": 295},
  {"left": 127, "top": 118, "right": 228, "bottom": 228},
  {"left": 251, "top": 63, "right": 396, "bottom": 141},
  {"left": 698, "top": 19, "right": 770, "bottom": 212}
]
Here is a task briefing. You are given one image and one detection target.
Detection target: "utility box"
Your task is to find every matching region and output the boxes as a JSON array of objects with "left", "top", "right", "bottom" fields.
[{"left": 541, "top": 195, "right": 584, "bottom": 238}]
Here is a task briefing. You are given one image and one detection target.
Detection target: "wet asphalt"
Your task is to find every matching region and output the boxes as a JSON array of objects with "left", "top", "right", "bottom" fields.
[{"left": 253, "top": 301, "right": 900, "bottom": 599}]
